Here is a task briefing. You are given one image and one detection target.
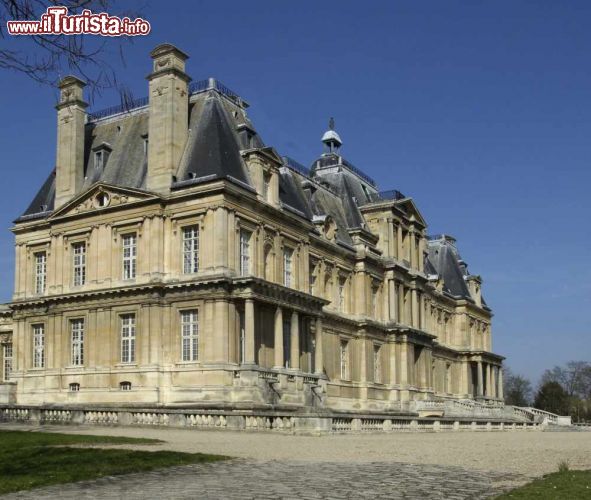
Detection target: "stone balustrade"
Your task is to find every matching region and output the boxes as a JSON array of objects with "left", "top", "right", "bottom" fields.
[{"left": 0, "top": 404, "right": 547, "bottom": 434}]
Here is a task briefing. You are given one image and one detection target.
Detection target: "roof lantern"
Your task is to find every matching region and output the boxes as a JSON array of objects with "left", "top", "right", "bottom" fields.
[{"left": 321, "top": 117, "right": 342, "bottom": 153}]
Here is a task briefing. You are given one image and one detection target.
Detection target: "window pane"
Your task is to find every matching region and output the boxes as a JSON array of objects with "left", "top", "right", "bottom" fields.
[
  {"left": 33, "top": 325, "right": 45, "bottom": 368},
  {"left": 71, "top": 319, "right": 84, "bottom": 366},
  {"left": 239, "top": 231, "right": 251, "bottom": 276},
  {"left": 181, "top": 310, "right": 199, "bottom": 362},
  {"left": 182, "top": 226, "right": 199, "bottom": 274},
  {"left": 120, "top": 314, "right": 136, "bottom": 363},
  {"left": 122, "top": 235, "right": 137, "bottom": 280},
  {"left": 73, "top": 243, "right": 86, "bottom": 286},
  {"left": 35, "top": 253, "right": 46, "bottom": 294}
]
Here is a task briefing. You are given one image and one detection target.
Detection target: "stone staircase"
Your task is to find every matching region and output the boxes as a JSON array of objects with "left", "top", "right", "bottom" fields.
[{"left": 412, "top": 399, "right": 572, "bottom": 426}]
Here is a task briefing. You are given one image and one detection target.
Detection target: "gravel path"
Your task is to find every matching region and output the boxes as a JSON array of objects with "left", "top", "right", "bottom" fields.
[
  {"left": 2, "top": 423, "right": 590, "bottom": 499},
  {"left": 2, "top": 460, "right": 526, "bottom": 499}
]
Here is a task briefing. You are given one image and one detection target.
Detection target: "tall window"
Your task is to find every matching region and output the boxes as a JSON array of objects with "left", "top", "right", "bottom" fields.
[
  {"left": 122, "top": 234, "right": 137, "bottom": 280},
  {"left": 262, "top": 173, "right": 271, "bottom": 201},
  {"left": 34, "top": 252, "right": 46, "bottom": 294},
  {"left": 71, "top": 319, "right": 84, "bottom": 366},
  {"left": 240, "top": 230, "right": 251, "bottom": 276},
  {"left": 94, "top": 150, "right": 103, "bottom": 170},
  {"left": 283, "top": 248, "right": 293, "bottom": 287},
  {"left": 238, "top": 310, "right": 245, "bottom": 364},
  {"left": 181, "top": 310, "right": 198, "bottom": 362},
  {"left": 338, "top": 277, "right": 346, "bottom": 312},
  {"left": 182, "top": 226, "right": 199, "bottom": 274},
  {"left": 371, "top": 286, "right": 378, "bottom": 317},
  {"left": 340, "top": 340, "right": 349, "bottom": 380},
  {"left": 374, "top": 344, "right": 382, "bottom": 383},
  {"left": 32, "top": 324, "right": 44, "bottom": 368},
  {"left": 283, "top": 319, "right": 291, "bottom": 368},
  {"left": 72, "top": 242, "right": 86, "bottom": 286},
  {"left": 309, "top": 262, "right": 318, "bottom": 295},
  {"left": 3, "top": 343, "right": 12, "bottom": 381},
  {"left": 120, "top": 314, "right": 136, "bottom": 363}
]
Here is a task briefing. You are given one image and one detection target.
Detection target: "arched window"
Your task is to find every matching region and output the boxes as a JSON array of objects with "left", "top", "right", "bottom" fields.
[
  {"left": 69, "top": 382, "right": 80, "bottom": 392},
  {"left": 120, "top": 381, "right": 132, "bottom": 391}
]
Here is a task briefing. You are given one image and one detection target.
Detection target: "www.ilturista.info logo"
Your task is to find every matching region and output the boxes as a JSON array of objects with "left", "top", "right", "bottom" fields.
[{"left": 7, "top": 6, "right": 151, "bottom": 36}]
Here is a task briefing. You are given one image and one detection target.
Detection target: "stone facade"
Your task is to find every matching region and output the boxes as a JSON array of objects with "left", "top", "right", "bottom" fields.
[{"left": 0, "top": 44, "right": 503, "bottom": 414}]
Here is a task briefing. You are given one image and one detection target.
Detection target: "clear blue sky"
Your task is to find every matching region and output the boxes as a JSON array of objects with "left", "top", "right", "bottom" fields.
[{"left": 1, "top": 1, "right": 589, "bottom": 384}]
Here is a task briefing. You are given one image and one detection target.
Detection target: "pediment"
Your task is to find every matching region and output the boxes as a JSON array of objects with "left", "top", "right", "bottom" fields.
[
  {"left": 397, "top": 198, "right": 427, "bottom": 227},
  {"left": 50, "top": 183, "right": 159, "bottom": 219}
]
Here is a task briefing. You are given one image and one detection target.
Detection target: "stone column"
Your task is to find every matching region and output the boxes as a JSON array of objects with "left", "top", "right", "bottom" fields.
[
  {"left": 399, "top": 343, "right": 408, "bottom": 386},
  {"left": 389, "top": 279, "right": 397, "bottom": 322},
  {"left": 477, "top": 361, "right": 483, "bottom": 397},
  {"left": 244, "top": 299, "right": 256, "bottom": 365},
  {"left": 411, "top": 288, "right": 418, "bottom": 328},
  {"left": 290, "top": 311, "right": 300, "bottom": 370},
  {"left": 398, "top": 284, "right": 405, "bottom": 324},
  {"left": 498, "top": 367, "right": 504, "bottom": 399},
  {"left": 359, "top": 338, "right": 367, "bottom": 383},
  {"left": 314, "top": 317, "right": 323, "bottom": 375},
  {"left": 273, "top": 307, "right": 283, "bottom": 369},
  {"left": 389, "top": 343, "right": 397, "bottom": 385},
  {"left": 486, "top": 363, "right": 491, "bottom": 397}
]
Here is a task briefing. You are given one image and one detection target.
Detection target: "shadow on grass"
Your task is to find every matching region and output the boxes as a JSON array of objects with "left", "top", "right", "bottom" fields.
[{"left": 0, "top": 430, "right": 228, "bottom": 495}]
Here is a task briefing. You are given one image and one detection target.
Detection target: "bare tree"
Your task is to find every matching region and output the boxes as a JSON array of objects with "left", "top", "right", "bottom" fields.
[
  {"left": 542, "top": 361, "right": 591, "bottom": 399},
  {"left": 503, "top": 366, "right": 533, "bottom": 407},
  {"left": 0, "top": 0, "right": 140, "bottom": 100}
]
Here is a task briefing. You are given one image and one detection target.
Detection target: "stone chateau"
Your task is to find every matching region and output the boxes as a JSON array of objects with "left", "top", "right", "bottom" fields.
[{"left": 0, "top": 44, "right": 504, "bottom": 418}]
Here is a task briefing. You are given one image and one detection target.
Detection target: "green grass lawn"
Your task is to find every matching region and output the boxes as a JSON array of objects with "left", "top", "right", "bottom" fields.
[
  {"left": 496, "top": 470, "right": 591, "bottom": 499},
  {"left": 0, "top": 430, "right": 227, "bottom": 494}
]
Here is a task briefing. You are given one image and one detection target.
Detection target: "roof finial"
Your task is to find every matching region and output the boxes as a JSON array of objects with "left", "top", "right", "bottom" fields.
[{"left": 321, "top": 117, "right": 342, "bottom": 154}]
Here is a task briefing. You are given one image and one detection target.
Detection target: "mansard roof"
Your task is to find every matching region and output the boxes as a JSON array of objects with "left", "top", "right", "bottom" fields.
[
  {"left": 175, "top": 92, "right": 253, "bottom": 185},
  {"left": 18, "top": 78, "right": 485, "bottom": 302},
  {"left": 425, "top": 234, "right": 485, "bottom": 305}
]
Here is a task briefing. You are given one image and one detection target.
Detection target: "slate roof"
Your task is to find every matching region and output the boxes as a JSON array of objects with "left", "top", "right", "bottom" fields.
[
  {"left": 425, "top": 235, "right": 480, "bottom": 303},
  {"left": 176, "top": 93, "right": 252, "bottom": 185},
  {"left": 19, "top": 78, "right": 485, "bottom": 309}
]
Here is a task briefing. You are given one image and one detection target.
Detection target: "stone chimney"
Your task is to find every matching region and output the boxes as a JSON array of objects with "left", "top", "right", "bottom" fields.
[
  {"left": 146, "top": 44, "right": 190, "bottom": 193},
  {"left": 55, "top": 76, "right": 87, "bottom": 208},
  {"left": 466, "top": 275, "right": 482, "bottom": 307}
]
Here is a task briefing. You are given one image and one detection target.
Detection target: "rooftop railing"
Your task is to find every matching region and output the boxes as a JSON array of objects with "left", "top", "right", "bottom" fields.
[
  {"left": 282, "top": 156, "right": 311, "bottom": 176},
  {"left": 88, "top": 78, "right": 242, "bottom": 122},
  {"left": 340, "top": 157, "right": 377, "bottom": 187},
  {"left": 88, "top": 95, "right": 149, "bottom": 121}
]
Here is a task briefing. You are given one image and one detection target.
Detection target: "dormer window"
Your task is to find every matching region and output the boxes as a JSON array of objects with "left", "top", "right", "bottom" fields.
[
  {"left": 92, "top": 143, "right": 112, "bottom": 170},
  {"left": 263, "top": 173, "right": 271, "bottom": 201},
  {"left": 94, "top": 150, "right": 103, "bottom": 170}
]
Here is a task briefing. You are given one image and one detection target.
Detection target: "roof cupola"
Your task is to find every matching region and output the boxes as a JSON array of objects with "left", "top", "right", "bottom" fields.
[{"left": 321, "top": 117, "right": 342, "bottom": 154}]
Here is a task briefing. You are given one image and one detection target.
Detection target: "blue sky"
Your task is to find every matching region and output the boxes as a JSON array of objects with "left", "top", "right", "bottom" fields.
[{"left": 1, "top": 1, "right": 589, "bottom": 384}]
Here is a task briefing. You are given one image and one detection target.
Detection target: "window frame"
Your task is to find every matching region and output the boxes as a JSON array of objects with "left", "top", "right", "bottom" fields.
[
  {"left": 180, "top": 309, "right": 199, "bottom": 362},
  {"left": 239, "top": 229, "right": 252, "bottom": 277},
  {"left": 120, "top": 314, "right": 136, "bottom": 364},
  {"left": 72, "top": 242, "right": 86, "bottom": 287},
  {"left": 34, "top": 251, "right": 47, "bottom": 294},
  {"left": 32, "top": 324, "right": 45, "bottom": 368},
  {"left": 340, "top": 339, "right": 349, "bottom": 381},
  {"left": 3, "top": 343, "right": 12, "bottom": 381},
  {"left": 70, "top": 318, "right": 85, "bottom": 366},
  {"left": 338, "top": 276, "right": 347, "bottom": 312},
  {"left": 283, "top": 247, "right": 294, "bottom": 287},
  {"left": 121, "top": 233, "right": 137, "bottom": 280},
  {"left": 373, "top": 344, "right": 382, "bottom": 384},
  {"left": 182, "top": 225, "right": 200, "bottom": 274}
]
